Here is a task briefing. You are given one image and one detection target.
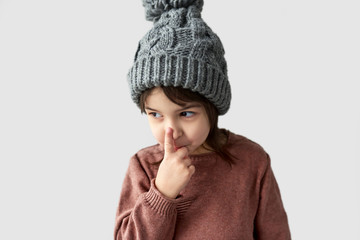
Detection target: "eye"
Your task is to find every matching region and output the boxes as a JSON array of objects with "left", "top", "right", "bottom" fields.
[
  {"left": 149, "top": 112, "right": 162, "bottom": 118},
  {"left": 180, "top": 111, "right": 195, "bottom": 118}
]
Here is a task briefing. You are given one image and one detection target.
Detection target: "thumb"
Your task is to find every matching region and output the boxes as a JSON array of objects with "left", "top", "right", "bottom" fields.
[{"left": 164, "top": 127, "right": 175, "bottom": 154}]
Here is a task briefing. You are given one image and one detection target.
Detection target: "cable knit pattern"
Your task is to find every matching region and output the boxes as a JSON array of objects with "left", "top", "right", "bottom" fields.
[{"left": 128, "top": 0, "right": 231, "bottom": 115}]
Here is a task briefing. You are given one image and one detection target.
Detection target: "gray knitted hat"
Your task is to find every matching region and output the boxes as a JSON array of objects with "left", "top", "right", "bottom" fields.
[{"left": 128, "top": 0, "right": 231, "bottom": 115}]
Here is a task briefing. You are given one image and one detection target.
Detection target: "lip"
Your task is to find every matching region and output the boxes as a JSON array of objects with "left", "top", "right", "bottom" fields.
[{"left": 175, "top": 145, "right": 187, "bottom": 151}]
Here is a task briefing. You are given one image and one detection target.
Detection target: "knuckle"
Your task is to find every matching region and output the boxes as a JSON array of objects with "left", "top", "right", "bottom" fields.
[
  {"left": 184, "top": 159, "right": 191, "bottom": 166},
  {"left": 182, "top": 147, "right": 189, "bottom": 153},
  {"left": 185, "top": 168, "right": 193, "bottom": 177}
]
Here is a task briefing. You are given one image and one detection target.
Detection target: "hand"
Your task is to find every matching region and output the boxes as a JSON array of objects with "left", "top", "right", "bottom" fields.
[{"left": 155, "top": 128, "right": 196, "bottom": 199}]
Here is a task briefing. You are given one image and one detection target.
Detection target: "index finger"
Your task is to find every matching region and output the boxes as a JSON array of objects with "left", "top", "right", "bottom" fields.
[{"left": 164, "top": 127, "right": 175, "bottom": 154}]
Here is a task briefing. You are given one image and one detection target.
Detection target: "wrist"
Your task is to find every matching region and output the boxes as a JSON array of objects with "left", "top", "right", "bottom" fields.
[{"left": 154, "top": 179, "right": 178, "bottom": 199}]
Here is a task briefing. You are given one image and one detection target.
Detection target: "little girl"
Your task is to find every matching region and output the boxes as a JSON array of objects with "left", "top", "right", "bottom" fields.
[{"left": 114, "top": 0, "right": 291, "bottom": 239}]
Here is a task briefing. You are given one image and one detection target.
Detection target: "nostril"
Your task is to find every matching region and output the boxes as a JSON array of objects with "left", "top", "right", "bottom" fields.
[{"left": 172, "top": 130, "right": 183, "bottom": 140}]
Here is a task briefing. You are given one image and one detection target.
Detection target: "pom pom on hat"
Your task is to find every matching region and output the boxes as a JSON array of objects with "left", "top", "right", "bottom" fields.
[{"left": 143, "top": 0, "right": 204, "bottom": 21}]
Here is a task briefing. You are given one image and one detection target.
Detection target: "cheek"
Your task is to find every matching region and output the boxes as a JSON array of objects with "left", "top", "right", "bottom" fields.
[
  {"left": 155, "top": 131, "right": 165, "bottom": 147},
  {"left": 186, "top": 118, "right": 210, "bottom": 144},
  {"left": 148, "top": 122, "right": 165, "bottom": 146}
]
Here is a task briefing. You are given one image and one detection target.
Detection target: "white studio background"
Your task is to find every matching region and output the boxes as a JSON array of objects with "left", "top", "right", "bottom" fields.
[{"left": 0, "top": 0, "right": 359, "bottom": 239}]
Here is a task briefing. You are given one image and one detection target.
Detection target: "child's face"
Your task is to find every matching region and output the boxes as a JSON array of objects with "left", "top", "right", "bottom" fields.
[{"left": 144, "top": 87, "right": 211, "bottom": 155}]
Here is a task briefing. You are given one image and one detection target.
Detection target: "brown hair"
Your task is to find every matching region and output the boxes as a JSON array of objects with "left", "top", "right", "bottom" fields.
[{"left": 139, "top": 86, "right": 235, "bottom": 165}]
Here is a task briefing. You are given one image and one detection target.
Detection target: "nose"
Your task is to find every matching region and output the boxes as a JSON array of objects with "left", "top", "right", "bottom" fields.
[
  {"left": 172, "top": 127, "right": 182, "bottom": 140},
  {"left": 166, "top": 119, "right": 183, "bottom": 140}
]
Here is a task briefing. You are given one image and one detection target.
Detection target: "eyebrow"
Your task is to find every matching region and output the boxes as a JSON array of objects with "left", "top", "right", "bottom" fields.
[{"left": 145, "top": 104, "right": 202, "bottom": 112}]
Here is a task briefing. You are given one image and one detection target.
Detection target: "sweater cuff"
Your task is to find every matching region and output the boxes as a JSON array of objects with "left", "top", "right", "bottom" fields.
[{"left": 143, "top": 179, "right": 177, "bottom": 217}]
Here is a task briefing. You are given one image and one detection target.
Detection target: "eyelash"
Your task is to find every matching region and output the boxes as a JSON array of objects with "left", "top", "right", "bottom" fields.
[
  {"left": 148, "top": 111, "right": 195, "bottom": 118},
  {"left": 180, "top": 111, "right": 195, "bottom": 117},
  {"left": 149, "top": 112, "right": 162, "bottom": 118}
]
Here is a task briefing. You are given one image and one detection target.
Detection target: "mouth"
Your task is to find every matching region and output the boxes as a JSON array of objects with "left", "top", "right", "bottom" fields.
[{"left": 174, "top": 145, "right": 187, "bottom": 151}]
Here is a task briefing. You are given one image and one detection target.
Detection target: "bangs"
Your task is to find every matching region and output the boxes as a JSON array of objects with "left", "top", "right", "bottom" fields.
[{"left": 162, "top": 86, "right": 207, "bottom": 107}]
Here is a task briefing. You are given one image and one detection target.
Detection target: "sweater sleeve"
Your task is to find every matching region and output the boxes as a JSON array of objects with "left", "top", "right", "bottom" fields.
[
  {"left": 114, "top": 154, "right": 177, "bottom": 240},
  {"left": 254, "top": 154, "right": 291, "bottom": 240}
]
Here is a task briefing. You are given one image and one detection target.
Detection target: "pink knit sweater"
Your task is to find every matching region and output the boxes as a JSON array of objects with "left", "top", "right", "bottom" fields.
[{"left": 114, "top": 131, "right": 291, "bottom": 239}]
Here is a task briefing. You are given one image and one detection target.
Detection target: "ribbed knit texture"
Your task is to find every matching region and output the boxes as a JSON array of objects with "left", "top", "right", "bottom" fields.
[
  {"left": 144, "top": 179, "right": 177, "bottom": 216},
  {"left": 114, "top": 131, "right": 291, "bottom": 239},
  {"left": 128, "top": 0, "right": 231, "bottom": 115}
]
